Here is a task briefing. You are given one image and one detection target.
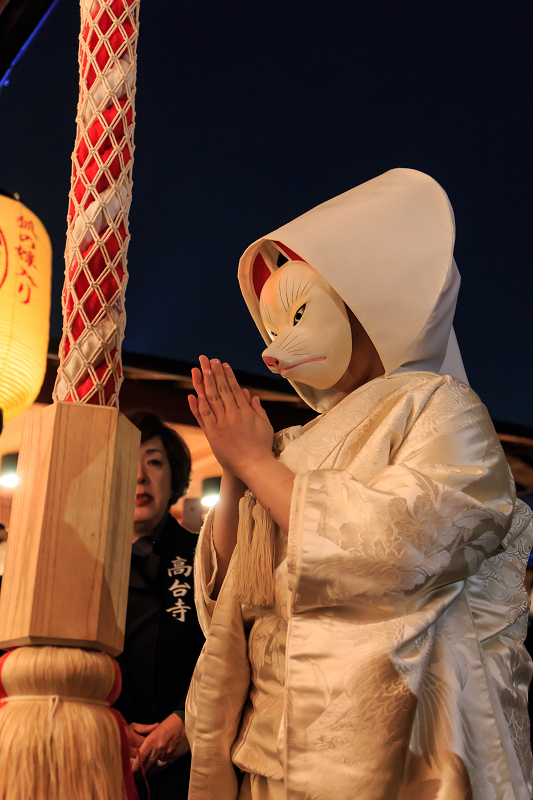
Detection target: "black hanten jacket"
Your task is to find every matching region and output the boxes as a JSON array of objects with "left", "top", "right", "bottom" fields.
[{"left": 114, "top": 513, "right": 205, "bottom": 800}]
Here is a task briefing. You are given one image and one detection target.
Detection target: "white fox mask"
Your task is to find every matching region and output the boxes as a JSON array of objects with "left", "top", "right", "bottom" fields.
[{"left": 259, "top": 260, "right": 352, "bottom": 391}]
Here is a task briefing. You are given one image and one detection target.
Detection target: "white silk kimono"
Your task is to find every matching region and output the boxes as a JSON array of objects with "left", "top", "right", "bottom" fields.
[{"left": 186, "top": 370, "right": 533, "bottom": 800}]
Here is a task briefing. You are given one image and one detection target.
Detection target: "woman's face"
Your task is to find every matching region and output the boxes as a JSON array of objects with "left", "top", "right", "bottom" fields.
[
  {"left": 134, "top": 435, "right": 173, "bottom": 537},
  {"left": 259, "top": 261, "right": 353, "bottom": 390}
]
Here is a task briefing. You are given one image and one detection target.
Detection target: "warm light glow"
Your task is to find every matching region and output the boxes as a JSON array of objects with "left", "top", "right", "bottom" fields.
[
  {"left": 0, "top": 474, "right": 19, "bottom": 488},
  {"left": 0, "top": 195, "right": 51, "bottom": 421},
  {"left": 201, "top": 494, "right": 220, "bottom": 508}
]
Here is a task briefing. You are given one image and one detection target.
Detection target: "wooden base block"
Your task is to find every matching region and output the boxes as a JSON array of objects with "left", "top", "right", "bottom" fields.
[{"left": 0, "top": 402, "right": 140, "bottom": 656}]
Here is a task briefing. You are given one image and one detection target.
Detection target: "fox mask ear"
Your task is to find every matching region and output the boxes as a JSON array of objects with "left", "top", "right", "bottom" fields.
[
  {"left": 252, "top": 253, "right": 272, "bottom": 300},
  {"left": 272, "top": 241, "right": 305, "bottom": 265},
  {"left": 252, "top": 243, "right": 306, "bottom": 300}
]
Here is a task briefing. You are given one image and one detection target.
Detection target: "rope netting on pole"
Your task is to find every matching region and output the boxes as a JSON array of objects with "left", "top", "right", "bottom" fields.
[
  {"left": 54, "top": 0, "right": 140, "bottom": 407},
  {"left": 0, "top": 5, "right": 143, "bottom": 797}
]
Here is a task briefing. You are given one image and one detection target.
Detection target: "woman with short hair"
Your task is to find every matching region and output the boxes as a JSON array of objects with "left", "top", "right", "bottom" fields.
[{"left": 114, "top": 410, "right": 204, "bottom": 800}]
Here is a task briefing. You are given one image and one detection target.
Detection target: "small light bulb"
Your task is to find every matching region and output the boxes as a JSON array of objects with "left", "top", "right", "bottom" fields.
[
  {"left": 201, "top": 494, "right": 220, "bottom": 508},
  {"left": 0, "top": 474, "right": 19, "bottom": 488}
]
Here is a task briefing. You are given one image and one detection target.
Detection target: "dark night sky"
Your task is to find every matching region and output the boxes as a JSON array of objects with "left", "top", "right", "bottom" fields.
[{"left": 0, "top": 0, "right": 531, "bottom": 423}]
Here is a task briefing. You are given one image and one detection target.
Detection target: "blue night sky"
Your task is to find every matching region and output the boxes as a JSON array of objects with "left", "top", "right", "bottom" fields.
[{"left": 0, "top": 0, "right": 531, "bottom": 424}]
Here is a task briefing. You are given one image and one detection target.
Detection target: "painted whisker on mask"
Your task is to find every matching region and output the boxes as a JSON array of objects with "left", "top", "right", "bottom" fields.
[
  {"left": 276, "top": 331, "right": 306, "bottom": 352},
  {"left": 298, "top": 279, "right": 315, "bottom": 299},
  {"left": 278, "top": 280, "right": 288, "bottom": 312},
  {"left": 290, "top": 275, "right": 296, "bottom": 306},
  {"left": 291, "top": 278, "right": 303, "bottom": 305},
  {"left": 286, "top": 335, "right": 311, "bottom": 350},
  {"left": 282, "top": 272, "right": 292, "bottom": 312},
  {"left": 280, "top": 271, "right": 315, "bottom": 312},
  {"left": 260, "top": 299, "right": 273, "bottom": 326},
  {"left": 276, "top": 340, "right": 305, "bottom": 353},
  {"left": 286, "top": 341, "right": 312, "bottom": 355},
  {"left": 290, "top": 274, "right": 305, "bottom": 307}
]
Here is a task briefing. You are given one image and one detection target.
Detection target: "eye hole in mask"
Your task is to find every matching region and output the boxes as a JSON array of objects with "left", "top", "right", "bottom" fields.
[{"left": 293, "top": 304, "right": 306, "bottom": 325}]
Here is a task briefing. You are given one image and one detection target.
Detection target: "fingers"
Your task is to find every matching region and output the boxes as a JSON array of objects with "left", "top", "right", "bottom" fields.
[
  {"left": 211, "top": 359, "right": 241, "bottom": 412},
  {"left": 251, "top": 395, "right": 269, "bottom": 421},
  {"left": 197, "top": 390, "right": 217, "bottom": 425},
  {"left": 138, "top": 738, "right": 159, "bottom": 774},
  {"left": 129, "top": 721, "right": 160, "bottom": 767},
  {"left": 191, "top": 366, "right": 205, "bottom": 398},
  {"left": 126, "top": 730, "right": 144, "bottom": 756},
  {"left": 188, "top": 394, "right": 207, "bottom": 433},
  {"left": 127, "top": 729, "right": 145, "bottom": 745},
  {"left": 136, "top": 728, "right": 179, "bottom": 775},
  {"left": 131, "top": 722, "right": 159, "bottom": 735},
  {"left": 191, "top": 357, "right": 252, "bottom": 427},
  {"left": 221, "top": 362, "right": 250, "bottom": 409},
  {"left": 198, "top": 355, "right": 225, "bottom": 420},
  {"left": 190, "top": 360, "right": 218, "bottom": 427}
]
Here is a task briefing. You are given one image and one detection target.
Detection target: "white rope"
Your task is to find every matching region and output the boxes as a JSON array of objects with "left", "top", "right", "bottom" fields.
[{"left": 4, "top": 695, "right": 110, "bottom": 706}]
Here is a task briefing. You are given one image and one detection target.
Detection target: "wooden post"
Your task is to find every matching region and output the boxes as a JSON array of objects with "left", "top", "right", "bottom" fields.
[{"left": 0, "top": 402, "right": 140, "bottom": 656}]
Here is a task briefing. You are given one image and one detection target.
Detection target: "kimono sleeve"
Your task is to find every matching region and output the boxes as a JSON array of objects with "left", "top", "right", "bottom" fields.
[
  {"left": 193, "top": 507, "right": 219, "bottom": 635},
  {"left": 287, "top": 397, "right": 516, "bottom": 616}
]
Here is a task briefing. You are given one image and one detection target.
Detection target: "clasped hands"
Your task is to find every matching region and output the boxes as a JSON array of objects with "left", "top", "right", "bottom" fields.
[
  {"left": 188, "top": 355, "right": 275, "bottom": 482},
  {"left": 188, "top": 355, "right": 294, "bottom": 535},
  {"left": 127, "top": 712, "right": 189, "bottom": 775}
]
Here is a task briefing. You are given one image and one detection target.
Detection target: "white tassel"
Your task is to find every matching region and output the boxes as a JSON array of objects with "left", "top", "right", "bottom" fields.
[{"left": 232, "top": 490, "right": 276, "bottom": 608}]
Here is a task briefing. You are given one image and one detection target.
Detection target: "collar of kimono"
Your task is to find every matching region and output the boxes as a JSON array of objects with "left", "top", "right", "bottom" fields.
[{"left": 277, "top": 371, "right": 446, "bottom": 474}]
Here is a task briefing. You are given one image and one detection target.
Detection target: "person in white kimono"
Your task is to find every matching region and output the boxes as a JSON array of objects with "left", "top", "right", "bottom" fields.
[{"left": 186, "top": 168, "right": 533, "bottom": 800}]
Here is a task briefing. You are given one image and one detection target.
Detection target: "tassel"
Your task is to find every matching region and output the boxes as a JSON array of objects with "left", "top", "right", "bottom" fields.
[
  {"left": 232, "top": 490, "right": 276, "bottom": 608},
  {"left": 0, "top": 646, "right": 133, "bottom": 800}
]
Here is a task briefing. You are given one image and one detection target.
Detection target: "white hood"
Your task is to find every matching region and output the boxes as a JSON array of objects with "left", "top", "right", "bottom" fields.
[{"left": 238, "top": 168, "right": 468, "bottom": 412}]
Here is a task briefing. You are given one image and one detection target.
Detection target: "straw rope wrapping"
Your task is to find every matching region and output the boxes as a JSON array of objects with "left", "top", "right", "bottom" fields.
[{"left": 54, "top": 0, "right": 140, "bottom": 406}]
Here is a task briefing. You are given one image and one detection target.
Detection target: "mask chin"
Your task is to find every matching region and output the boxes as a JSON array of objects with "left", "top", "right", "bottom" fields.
[{"left": 281, "top": 355, "right": 350, "bottom": 391}]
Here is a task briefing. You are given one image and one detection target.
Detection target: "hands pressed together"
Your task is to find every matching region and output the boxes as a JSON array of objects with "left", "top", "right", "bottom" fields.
[
  {"left": 187, "top": 355, "right": 275, "bottom": 482},
  {"left": 187, "top": 356, "right": 295, "bottom": 538}
]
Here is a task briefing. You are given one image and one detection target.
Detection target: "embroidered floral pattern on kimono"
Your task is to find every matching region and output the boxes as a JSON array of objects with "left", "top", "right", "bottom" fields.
[{"left": 186, "top": 372, "right": 533, "bottom": 800}]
